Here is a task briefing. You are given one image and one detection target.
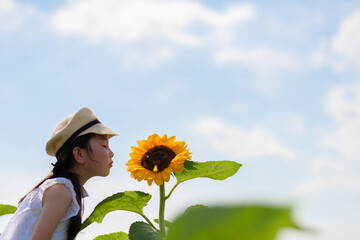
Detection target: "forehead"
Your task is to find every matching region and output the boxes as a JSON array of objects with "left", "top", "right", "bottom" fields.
[{"left": 91, "top": 134, "right": 109, "bottom": 141}]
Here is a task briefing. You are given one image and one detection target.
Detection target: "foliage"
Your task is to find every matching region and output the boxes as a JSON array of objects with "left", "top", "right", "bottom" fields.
[
  {"left": 128, "top": 222, "right": 161, "bottom": 240},
  {"left": 174, "top": 160, "right": 241, "bottom": 183},
  {"left": 79, "top": 157, "right": 302, "bottom": 240},
  {"left": 93, "top": 232, "right": 129, "bottom": 240},
  {"left": 167, "top": 205, "right": 300, "bottom": 240},
  {"left": 0, "top": 204, "right": 17, "bottom": 217},
  {"left": 81, "top": 160, "right": 243, "bottom": 236},
  {"left": 81, "top": 191, "right": 152, "bottom": 230}
]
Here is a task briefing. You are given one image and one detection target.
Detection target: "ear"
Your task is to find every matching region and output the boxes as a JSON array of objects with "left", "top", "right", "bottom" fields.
[{"left": 73, "top": 147, "right": 85, "bottom": 164}]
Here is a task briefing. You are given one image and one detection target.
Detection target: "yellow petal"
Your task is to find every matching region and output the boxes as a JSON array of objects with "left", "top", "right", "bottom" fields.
[
  {"left": 160, "top": 134, "right": 168, "bottom": 143},
  {"left": 129, "top": 152, "right": 141, "bottom": 159},
  {"left": 138, "top": 140, "right": 151, "bottom": 151},
  {"left": 147, "top": 134, "right": 159, "bottom": 147},
  {"left": 147, "top": 179, "right": 153, "bottom": 186},
  {"left": 167, "top": 135, "right": 176, "bottom": 144},
  {"left": 126, "top": 158, "right": 141, "bottom": 165},
  {"left": 131, "top": 146, "right": 145, "bottom": 154},
  {"left": 162, "top": 167, "right": 172, "bottom": 182},
  {"left": 145, "top": 170, "right": 156, "bottom": 180},
  {"left": 153, "top": 134, "right": 161, "bottom": 145},
  {"left": 137, "top": 170, "right": 147, "bottom": 179},
  {"left": 126, "top": 166, "right": 142, "bottom": 171},
  {"left": 170, "top": 162, "right": 183, "bottom": 172},
  {"left": 172, "top": 141, "right": 186, "bottom": 154},
  {"left": 154, "top": 173, "right": 164, "bottom": 186},
  {"left": 153, "top": 165, "right": 158, "bottom": 172}
]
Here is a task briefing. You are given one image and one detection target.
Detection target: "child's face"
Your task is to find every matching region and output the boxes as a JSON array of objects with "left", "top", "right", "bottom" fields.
[{"left": 83, "top": 134, "right": 114, "bottom": 177}]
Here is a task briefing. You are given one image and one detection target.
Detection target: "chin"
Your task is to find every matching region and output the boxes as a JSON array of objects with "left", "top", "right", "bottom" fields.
[{"left": 96, "top": 170, "right": 111, "bottom": 177}]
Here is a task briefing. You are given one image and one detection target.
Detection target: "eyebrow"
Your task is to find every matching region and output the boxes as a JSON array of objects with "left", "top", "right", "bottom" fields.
[{"left": 96, "top": 135, "right": 109, "bottom": 141}]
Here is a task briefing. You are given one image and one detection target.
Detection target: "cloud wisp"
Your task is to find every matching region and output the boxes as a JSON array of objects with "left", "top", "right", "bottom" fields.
[
  {"left": 192, "top": 117, "right": 297, "bottom": 160},
  {"left": 311, "top": 9, "right": 360, "bottom": 71},
  {"left": 0, "top": 0, "right": 35, "bottom": 33},
  {"left": 49, "top": 0, "right": 255, "bottom": 66},
  {"left": 293, "top": 82, "right": 360, "bottom": 196},
  {"left": 51, "top": 0, "right": 255, "bottom": 45},
  {"left": 322, "top": 83, "right": 360, "bottom": 160},
  {"left": 332, "top": 9, "right": 360, "bottom": 68}
]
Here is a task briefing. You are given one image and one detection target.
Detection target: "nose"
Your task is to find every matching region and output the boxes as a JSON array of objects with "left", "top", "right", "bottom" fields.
[{"left": 109, "top": 148, "right": 114, "bottom": 158}]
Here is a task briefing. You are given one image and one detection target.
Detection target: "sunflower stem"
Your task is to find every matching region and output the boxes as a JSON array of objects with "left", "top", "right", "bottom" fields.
[
  {"left": 140, "top": 213, "right": 159, "bottom": 232},
  {"left": 165, "top": 182, "right": 179, "bottom": 200},
  {"left": 159, "top": 181, "right": 166, "bottom": 239}
]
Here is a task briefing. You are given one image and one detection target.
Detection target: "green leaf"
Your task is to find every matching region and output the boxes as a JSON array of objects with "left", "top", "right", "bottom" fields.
[
  {"left": 174, "top": 160, "right": 241, "bottom": 184},
  {"left": 93, "top": 232, "right": 129, "bottom": 240},
  {"left": 183, "top": 204, "right": 209, "bottom": 215},
  {"left": 129, "top": 222, "right": 161, "bottom": 240},
  {"left": 81, "top": 191, "right": 151, "bottom": 230},
  {"left": 0, "top": 204, "right": 17, "bottom": 216},
  {"left": 167, "top": 205, "right": 302, "bottom": 240}
]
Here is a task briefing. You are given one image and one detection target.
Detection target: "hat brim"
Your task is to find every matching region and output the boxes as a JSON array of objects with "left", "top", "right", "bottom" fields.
[{"left": 79, "top": 123, "right": 119, "bottom": 139}]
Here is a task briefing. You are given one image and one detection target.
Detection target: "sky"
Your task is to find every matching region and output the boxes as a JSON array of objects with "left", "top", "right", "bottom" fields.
[{"left": 0, "top": 0, "right": 360, "bottom": 239}]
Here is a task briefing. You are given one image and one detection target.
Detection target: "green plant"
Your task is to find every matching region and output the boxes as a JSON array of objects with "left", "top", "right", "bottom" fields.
[
  {"left": 80, "top": 134, "right": 302, "bottom": 240},
  {"left": 0, "top": 204, "right": 17, "bottom": 217}
]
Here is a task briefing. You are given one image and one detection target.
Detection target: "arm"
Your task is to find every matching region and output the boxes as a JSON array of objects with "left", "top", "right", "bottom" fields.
[{"left": 30, "top": 184, "right": 73, "bottom": 240}]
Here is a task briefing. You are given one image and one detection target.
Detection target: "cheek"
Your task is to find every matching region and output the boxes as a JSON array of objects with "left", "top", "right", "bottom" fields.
[{"left": 90, "top": 147, "right": 109, "bottom": 162}]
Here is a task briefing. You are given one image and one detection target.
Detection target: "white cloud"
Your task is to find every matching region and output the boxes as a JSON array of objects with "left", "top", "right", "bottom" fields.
[
  {"left": 152, "top": 78, "right": 188, "bottom": 102},
  {"left": 215, "top": 47, "right": 297, "bottom": 74},
  {"left": 50, "top": 0, "right": 255, "bottom": 66},
  {"left": 214, "top": 46, "right": 299, "bottom": 92},
  {"left": 122, "top": 45, "right": 175, "bottom": 68},
  {"left": 332, "top": 9, "right": 360, "bottom": 67},
  {"left": 51, "top": 0, "right": 255, "bottom": 45},
  {"left": 311, "top": 9, "right": 360, "bottom": 71},
  {"left": 50, "top": 0, "right": 301, "bottom": 73},
  {"left": 324, "top": 83, "right": 360, "bottom": 123},
  {"left": 291, "top": 84, "right": 360, "bottom": 240},
  {"left": 292, "top": 157, "right": 360, "bottom": 196},
  {"left": 293, "top": 82, "right": 360, "bottom": 196},
  {"left": 282, "top": 115, "right": 306, "bottom": 136},
  {"left": 0, "top": 0, "right": 16, "bottom": 15},
  {"left": 267, "top": 114, "right": 307, "bottom": 137},
  {"left": 0, "top": 0, "right": 35, "bottom": 32},
  {"left": 192, "top": 117, "right": 297, "bottom": 160},
  {"left": 322, "top": 83, "right": 360, "bottom": 159}
]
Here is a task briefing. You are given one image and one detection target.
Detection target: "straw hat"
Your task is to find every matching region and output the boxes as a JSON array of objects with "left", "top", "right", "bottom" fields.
[{"left": 46, "top": 107, "right": 118, "bottom": 157}]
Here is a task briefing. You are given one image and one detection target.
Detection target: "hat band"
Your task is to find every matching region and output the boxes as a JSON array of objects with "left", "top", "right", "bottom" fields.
[{"left": 56, "top": 119, "right": 100, "bottom": 158}]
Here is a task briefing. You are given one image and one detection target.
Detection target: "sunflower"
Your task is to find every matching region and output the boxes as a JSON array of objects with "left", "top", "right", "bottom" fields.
[{"left": 126, "top": 134, "right": 192, "bottom": 186}]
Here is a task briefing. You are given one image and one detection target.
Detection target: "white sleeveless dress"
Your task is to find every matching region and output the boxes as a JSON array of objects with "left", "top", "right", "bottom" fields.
[{"left": 0, "top": 177, "right": 87, "bottom": 240}]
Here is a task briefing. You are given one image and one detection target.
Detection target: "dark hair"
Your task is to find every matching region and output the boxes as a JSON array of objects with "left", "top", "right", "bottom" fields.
[{"left": 20, "top": 133, "right": 94, "bottom": 240}]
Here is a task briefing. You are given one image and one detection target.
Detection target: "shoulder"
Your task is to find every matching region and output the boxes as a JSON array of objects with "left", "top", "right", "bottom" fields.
[
  {"left": 39, "top": 178, "right": 77, "bottom": 207},
  {"left": 39, "top": 177, "right": 82, "bottom": 215},
  {"left": 39, "top": 178, "right": 82, "bottom": 221},
  {"left": 42, "top": 183, "right": 72, "bottom": 206},
  {"left": 39, "top": 178, "right": 75, "bottom": 197}
]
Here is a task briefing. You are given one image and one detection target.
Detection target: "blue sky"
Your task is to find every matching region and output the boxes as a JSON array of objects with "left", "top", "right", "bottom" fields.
[{"left": 1, "top": 0, "right": 360, "bottom": 239}]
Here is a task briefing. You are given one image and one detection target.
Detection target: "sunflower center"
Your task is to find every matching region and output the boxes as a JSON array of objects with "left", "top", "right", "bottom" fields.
[{"left": 141, "top": 145, "right": 176, "bottom": 172}]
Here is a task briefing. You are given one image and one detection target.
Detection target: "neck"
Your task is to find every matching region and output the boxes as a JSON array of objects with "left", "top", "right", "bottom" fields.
[
  {"left": 76, "top": 174, "right": 89, "bottom": 186},
  {"left": 67, "top": 167, "right": 91, "bottom": 186}
]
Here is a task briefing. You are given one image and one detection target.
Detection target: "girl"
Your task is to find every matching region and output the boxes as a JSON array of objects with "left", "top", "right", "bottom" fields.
[{"left": 1, "top": 107, "right": 118, "bottom": 240}]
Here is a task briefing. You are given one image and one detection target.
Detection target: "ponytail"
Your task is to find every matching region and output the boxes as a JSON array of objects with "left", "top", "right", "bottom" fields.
[{"left": 20, "top": 133, "right": 94, "bottom": 240}]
